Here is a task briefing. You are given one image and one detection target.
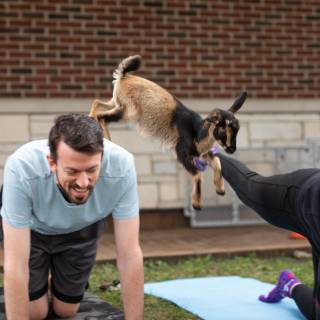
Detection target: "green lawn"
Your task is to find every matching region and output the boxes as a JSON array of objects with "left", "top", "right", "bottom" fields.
[{"left": 89, "top": 253, "right": 313, "bottom": 320}]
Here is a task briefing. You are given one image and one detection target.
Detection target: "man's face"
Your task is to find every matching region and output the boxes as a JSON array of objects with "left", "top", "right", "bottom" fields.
[{"left": 47, "top": 141, "right": 102, "bottom": 204}]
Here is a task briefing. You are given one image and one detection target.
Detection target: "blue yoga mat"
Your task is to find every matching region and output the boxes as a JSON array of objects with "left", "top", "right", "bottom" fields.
[{"left": 144, "top": 276, "right": 306, "bottom": 320}]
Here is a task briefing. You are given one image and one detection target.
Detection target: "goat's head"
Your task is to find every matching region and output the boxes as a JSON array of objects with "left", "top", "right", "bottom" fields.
[{"left": 205, "top": 91, "right": 247, "bottom": 154}]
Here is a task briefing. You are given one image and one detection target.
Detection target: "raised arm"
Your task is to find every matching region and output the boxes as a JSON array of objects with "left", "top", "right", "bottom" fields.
[
  {"left": 3, "top": 220, "right": 30, "bottom": 320},
  {"left": 113, "top": 215, "right": 144, "bottom": 320}
]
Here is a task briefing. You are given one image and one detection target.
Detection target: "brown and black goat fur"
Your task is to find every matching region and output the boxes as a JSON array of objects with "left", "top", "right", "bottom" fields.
[{"left": 89, "top": 55, "right": 246, "bottom": 210}]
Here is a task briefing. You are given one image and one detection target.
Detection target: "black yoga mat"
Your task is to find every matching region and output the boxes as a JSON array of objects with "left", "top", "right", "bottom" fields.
[{"left": 0, "top": 287, "right": 124, "bottom": 320}]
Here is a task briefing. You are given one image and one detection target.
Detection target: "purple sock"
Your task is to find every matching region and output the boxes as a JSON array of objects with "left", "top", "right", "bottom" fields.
[{"left": 259, "top": 269, "right": 301, "bottom": 303}]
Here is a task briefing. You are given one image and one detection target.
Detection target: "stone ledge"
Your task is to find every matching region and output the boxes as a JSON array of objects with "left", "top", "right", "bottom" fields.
[{"left": 0, "top": 98, "right": 320, "bottom": 114}]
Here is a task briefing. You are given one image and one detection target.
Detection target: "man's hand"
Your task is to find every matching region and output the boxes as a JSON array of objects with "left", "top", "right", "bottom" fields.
[
  {"left": 113, "top": 215, "right": 144, "bottom": 320},
  {"left": 2, "top": 220, "right": 30, "bottom": 320}
]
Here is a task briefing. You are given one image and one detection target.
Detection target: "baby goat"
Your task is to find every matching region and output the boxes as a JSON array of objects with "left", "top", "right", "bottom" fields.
[{"left": 89, "top": 55, "right": 246, "bottom": 210}]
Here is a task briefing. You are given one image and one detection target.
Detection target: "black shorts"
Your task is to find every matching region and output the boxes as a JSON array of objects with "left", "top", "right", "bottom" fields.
[{"left": 29, "top": 220, "right": 105, "bottom": 303}]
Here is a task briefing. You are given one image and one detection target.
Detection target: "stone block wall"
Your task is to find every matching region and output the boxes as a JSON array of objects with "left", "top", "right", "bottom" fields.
[
  {"left": 1, "top": 0, "right": 320, "bottom": 210},
  {"left": 1, "top": 99, "right": 320, "bottom": 209}
]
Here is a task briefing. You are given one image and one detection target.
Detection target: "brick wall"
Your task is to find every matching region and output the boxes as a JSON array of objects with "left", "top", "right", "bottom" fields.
[
  {"left": 1, "top": 0, "right": 320, "bottom": 100},
  {"left": 1, "top": 0, "right": 320, "bottom": 212}
]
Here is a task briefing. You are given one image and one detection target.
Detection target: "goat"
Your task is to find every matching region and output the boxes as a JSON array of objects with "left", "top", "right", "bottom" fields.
[{"left": 89, "top": 55, "right": 246, "bottom": 210}]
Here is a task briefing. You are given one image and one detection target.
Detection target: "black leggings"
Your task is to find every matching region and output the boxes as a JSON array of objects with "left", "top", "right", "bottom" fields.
[
  {"left": 218, "top": 154, "right": 319, "bottom": 235},
  {"left": 218, "top": 154, "right": 318, "bottom": 320},
  {"left": 292, "top": 284, "right": 314, "bottom": 320}
]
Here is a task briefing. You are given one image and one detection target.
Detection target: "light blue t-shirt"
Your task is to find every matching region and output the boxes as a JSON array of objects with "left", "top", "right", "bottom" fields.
[{"left": 0, "top": 139, "right": 139, "bottom": 235}]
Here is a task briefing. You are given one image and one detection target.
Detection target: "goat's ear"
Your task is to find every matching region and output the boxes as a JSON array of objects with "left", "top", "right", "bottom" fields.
[
  {"left": 205, "top": 113, "right": 221, "bottom": 124},
  {"left": 228, "top": 91, "right": 247, "bottom": 113}
]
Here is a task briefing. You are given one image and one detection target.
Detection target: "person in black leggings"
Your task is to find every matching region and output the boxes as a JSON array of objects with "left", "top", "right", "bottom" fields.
[{"left": 218, "top": 153, "right": 320, "bottom": 320}]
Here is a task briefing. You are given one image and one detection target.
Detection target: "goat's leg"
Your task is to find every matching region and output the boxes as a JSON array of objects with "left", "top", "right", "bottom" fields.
[
  {"left": 90, "top": 99, "right": 124, "bottom": 123},
  {"left": 203, "top": 151, "right": 225, "bottom": 195},
  {"left": 191, "top": 171, "right": 203, "bottom": 210},
  {"left": 176, "top": 143, "right": 203, "bottom": 210},
  {"left": 89, "top": 99, "right": 115, "bottom": 117},
  {"left": 89, "top": 99, "right": 115, "bottom": 140}
]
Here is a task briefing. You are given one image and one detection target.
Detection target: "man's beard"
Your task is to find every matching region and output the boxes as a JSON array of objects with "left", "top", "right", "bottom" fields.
[{"left": 55, "top": 174, "right": 93, "bottom": 204}]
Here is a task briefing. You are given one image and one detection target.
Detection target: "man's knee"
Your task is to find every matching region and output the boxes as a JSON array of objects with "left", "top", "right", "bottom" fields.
[
  {"left": 29, "top": 295, "right": 49, "bottom": 320},
  {"left": 52, "top": 296, "right": 80, "bottom": 318}
]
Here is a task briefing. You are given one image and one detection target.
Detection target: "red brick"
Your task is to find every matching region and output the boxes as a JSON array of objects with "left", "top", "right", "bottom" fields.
[
  {"left": 50, "top": 29, "right": 72, "bottom": 35},
  {"left": 96, "top": 0, "right": 115, "bottom": 4},
  {"left": 109, "top": 7, "right": 129, "bottom": 14},
  {"left": 154, "top": 24, "right": 175, "bottom": 30},
  {"left": 202, "top": 70, "right": 220, "bottom": 76},
  {"left": 59, "top": 21, "right": 82, "bottom": 28},
  {"left": 50, "top": 76, "right": 71, "bottom": 82},
  {"left": 48, "top": 44, "right": 70, "bottom": 50},
  {"left": 0, "top": 60, "right": 20, "bottom": 66},
  {"left": 308, "top": 57, "right": 320, "bottom": 63},
  {"left": 22, "top": 60, "right": 47, "bottom": 66},
  {"left": 59, "top": 37, "right": 82, "bottom": 43},
  {"left": 24, "top": 76, "right": 47, "bottom": 82},
  {"left": 235, "top": 77, "right": 254, "bottom": 86},
  {"left": 210, "top": 3, "right": 230, "bottom": 10},
  {"left": 214, "top": 93, "right": 233, "bottom": 98},
  {"left": 86, "top": 84, "right": 107, "bottom": 90},
  {"left": 145, "top": 31, "right": 163, "bottom": 37},
  {"left": 60, "top": 68, "right": 83, "bottom": 75},
  {"left": 74, "top": 92, "right": 97, "bottom": 98},
  {"left": 11, "top": 84, "right": 33, "bottom": 90},
  {"left": 49, "top": 61, "right": 71, "bottom": 67},
  {"left": 22, "top": 44, "right": 45, "bottom": 50},
  {"left": 108, "top": 21, "right": 129, "bottom": 29},
  {"left": 165, "top": 2, "right": 185, "bottom": 8},
  {"left": 34, "top": 21, "right": 58, "bottom": 28},
  {"left": 84, "top": 68, "right": 106, "bottom": 75},
  {"left": 48, "top": 92, "right": 70, "bottom": 98},
  {"left": 9, "top": 19, "right": 32, "bottom": 27},
  {"left": 108, "top": 39, "right": 128, "bottom": 45},
  {"left": 36, "top": 84, "right": 59, "bottom": 90},
  {"left": 1, "top": 76, "right": 19, "bottom": 82},
  {"left": 224, "top": 85, "right": 243, "bottom": 92},
  {"left": 25, "top": 92, "right": 47, "bottom": 98},
  {"left": 8, "top": 35, "right": 31, "bottom": 42},
  {"left": 8, "top": 3, "right": 32, "bottom": 10},
  {"left": 34, "top": 4, "right": 57, "bottom": 11},
  {"left": 133, "top": 39, "right": 152, "bottom": 45},
  {"left": 85, "top": 7, "right": 107, "bottom": 14},
  {"left": 34, "top": 36, "right": 56, "bottom": 42},
  {"left": 74, "top": 76, "right": 96, "bottom": 82},
  {"left": 121, "top": 31, "right": 142, "bottom": 37}
]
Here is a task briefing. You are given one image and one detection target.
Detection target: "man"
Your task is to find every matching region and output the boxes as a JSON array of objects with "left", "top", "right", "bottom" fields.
[
  {"left": 217, "top": 152, "right": 320, "bottom": 320},
  {"left": 1, "top": 114, "right": 144, "bottom": 320}
]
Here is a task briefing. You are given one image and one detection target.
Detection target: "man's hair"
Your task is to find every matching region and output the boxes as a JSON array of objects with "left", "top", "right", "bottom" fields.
[{"left": 49, "top": 113, "right": 104, "bottom": 162}]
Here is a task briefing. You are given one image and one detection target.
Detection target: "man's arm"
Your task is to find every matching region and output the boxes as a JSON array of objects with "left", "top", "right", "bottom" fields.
[
  {"left": 2, "top": 219, "right": 30, "bottom": 320},
  {"left": 113, "top": 215, "right": 144, "bottom": 320}
]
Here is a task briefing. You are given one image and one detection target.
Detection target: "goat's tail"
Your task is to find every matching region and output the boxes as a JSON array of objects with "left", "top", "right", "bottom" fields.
[{"left": 113, "top": 55, "right": 141, "bottom": 81}]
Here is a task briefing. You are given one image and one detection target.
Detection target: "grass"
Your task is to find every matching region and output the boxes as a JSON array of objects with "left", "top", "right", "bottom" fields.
[{"left": 88, "top": 253, "right": 313, "bottom": 320}]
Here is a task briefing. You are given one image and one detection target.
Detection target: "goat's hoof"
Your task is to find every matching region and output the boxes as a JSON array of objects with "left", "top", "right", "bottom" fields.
[
  {"left": 216, "top": 189, "right": 225, "bottom": 196},
  {"left": 97, "top": 114, "right": 106, "bottom": 121},
  {"left": 91, "top": 99, "right": 100, "bottom": 107},
  {"left": 192, "top": 203, "right": 202, "bottom": 211},
  {"left": 89, "top": 100, "right": 101, "bottom": 117}
]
